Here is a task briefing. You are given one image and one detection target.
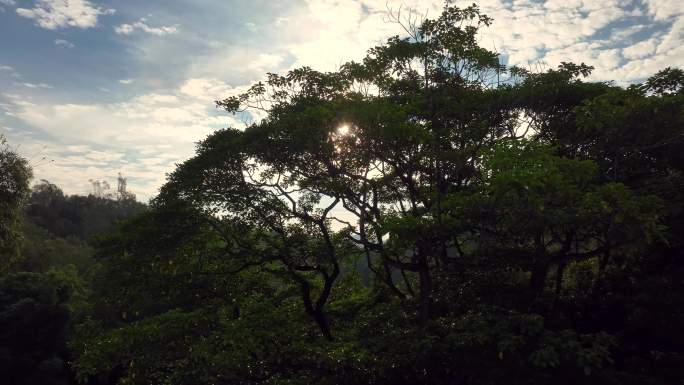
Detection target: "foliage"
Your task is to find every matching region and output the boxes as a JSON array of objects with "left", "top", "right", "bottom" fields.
[
  {"left": 0, "top": 135, "right": 32, "bottom": 271},
  {"left": 26, "top": 180, "right": 147, "bottom": 242},
  {"left": 0, "top": 164, "right": 145, "bottom": 383},
  {"left": 15, "top": 220, "right": 95, "bottom": 276},
  {"left": 0, "top": 271, "right": 75, "bottom": 385}
]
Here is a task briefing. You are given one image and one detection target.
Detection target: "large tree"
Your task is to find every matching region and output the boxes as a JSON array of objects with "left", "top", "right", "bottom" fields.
[{"left": 162, "top": 3, "right": 660, "bottom": 327}]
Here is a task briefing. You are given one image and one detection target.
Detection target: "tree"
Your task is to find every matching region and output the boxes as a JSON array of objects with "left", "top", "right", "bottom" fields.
[
  {"left": 0, "top": 272, "right": 75, "bottom": 385},
  {"left": 1, "top": 135, "right": 32, "bottom": 272},
  {"left": 72, "top": 201, "right": 368, "bottom": 384},
  {"left": 164, "top": 3, "right": 508, "bottom": 328},
  {"left": 25, "top": 180, "right": 147, "bottom": 241},
  {"left": 169, "top": 2, "right": 659, "bottom": 328}
]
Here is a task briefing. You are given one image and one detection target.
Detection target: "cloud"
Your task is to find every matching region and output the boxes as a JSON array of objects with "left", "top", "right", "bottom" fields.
[
  {"left": 245, "top": 22, "right": 257, "bottom": 32},
  {"left": 179, "top": 78, "right": 234, "bottom": 100},
  {"left": 54, "top": 38, "right": 75, "bottom": 48},
  {"left": 642, "top": 0, "right": 684, "bottom": 21},
  {"left": 16, "top": 0, "right": 115, "bottom": 30},
  {"left": 115, "top": 18, "right": 178, "bottom": 36},
  {"left": 21, "top": 82, "right": 53, "bottom": 89},
  {"left": 186, "top": 46, "right": 288, "bottom": 87},
  {"left": 0, "top": 65, "right": 20, "bottom": 79},
  {"left": 465, "top": 0, "right": 630, "bottom": 66},
  {"left": 271, "top": 0, "right": 422, "bottom": 71},
  {"left": 655, "top": 17, "right": 684, "bottom": 55},
  {"left": 118, "top": 79, "right": 133, "bottom": 84},
  {"left": 439, "top": 0, "right": 684, "bottom": 83},
  {"left": 2, "top": 78, "right": 244, "bottom": 200},
  {"left": 0, "top": 0, "right": 14, "bottom": 12},
  {"left": 610, "top": 24, "right": 646, "bottom": 42},
  {"left": 622, "top": 38, "right": 657, "bottom": 60}
]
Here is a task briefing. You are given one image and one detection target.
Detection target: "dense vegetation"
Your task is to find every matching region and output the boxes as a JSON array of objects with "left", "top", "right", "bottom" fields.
[
  {"left": 0, "top": 170, "right": 145, "bottom": 384},
  {"left": 2, "top": 4, "right": 683, "bottom": 384}
]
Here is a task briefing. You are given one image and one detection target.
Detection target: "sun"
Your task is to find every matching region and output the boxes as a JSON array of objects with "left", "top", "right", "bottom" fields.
[{"left": 336, "top": 124, "right": 351, "bottom": 136}]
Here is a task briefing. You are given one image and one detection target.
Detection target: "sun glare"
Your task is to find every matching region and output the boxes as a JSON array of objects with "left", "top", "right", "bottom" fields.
[{"left": 337, "top": 124, "right": 351, "bottom": 136}]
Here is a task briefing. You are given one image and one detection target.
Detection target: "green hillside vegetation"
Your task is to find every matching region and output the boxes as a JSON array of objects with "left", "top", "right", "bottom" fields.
[{"left": 0, "top": 166, "right": 146, "bottom": 384}]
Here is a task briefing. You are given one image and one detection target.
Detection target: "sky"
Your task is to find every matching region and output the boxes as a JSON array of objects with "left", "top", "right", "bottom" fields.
[{"left": 1, "top": 0, "right": 682, "bottom": 201}]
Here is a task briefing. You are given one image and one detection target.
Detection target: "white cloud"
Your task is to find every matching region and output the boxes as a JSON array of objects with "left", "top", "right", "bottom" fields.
[
  {"left": 642, "top": 0, "right": 684, "bottom": 21},
  {"left": 466, "top": 0, "right": 630, "bottom": 67},
  {"left": 16, "top": 0, "right": 115, "bottom": 30},
  {"left": 188, "top": 47, "right": 287, "bottom": 85},
  {"left": 3, "top": 78, "right": 243, "bottom": 200},
  {"left": 276, "top": 0, "right": 420, "bottom": 71},
  {"left": 119, "top": 79, "right": 133, "bottom": 84},
  {"left": 610, "top": 24, "right": 646, "bottom": 42},
  {"left": 0, "top": 65, "right": 13, "bottom": 71},
  {"left": 245, "top": 22, "right": 257, "bottom": 32},
  {"left": 655, "top": 17, "right": 684, "bottom": 55},
  {"left": 180, "top": 78, "right": 234, "bottom": 100},
  {"left": 0, "top": 0, "right": 15, "bottom": 11},
  {"left": 54, "top": 38, "right": 75, "bottom": 48},
  {"left": 22, "top": 82, "right": 53, "bottom": 89},
  {"left": 439, "top": 0, "right": 683, "bottom": 83},
  {"left": 597, "top": 48, "right": 623, "bottom": 69},
  {"left": 115, "top": 18, "right": 178, "bottom": 36},
  {"left": 622, "top": 38, "right": 657, "bottom": 60}
]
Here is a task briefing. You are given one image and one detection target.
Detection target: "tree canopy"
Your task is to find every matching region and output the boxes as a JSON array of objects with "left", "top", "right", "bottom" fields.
[{"left": 1, "top": 135, "right": 32, "bottom": 272}]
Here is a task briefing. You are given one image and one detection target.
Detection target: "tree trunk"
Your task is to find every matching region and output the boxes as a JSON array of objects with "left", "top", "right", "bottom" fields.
[
  {"left": 311, "top": 309, "right": 333, "bottom": 341},
  {"left": 418, "top": 264, "right": 432, "bottom": 326},
  {"left": 529, "top": 263, "right": 548, "bottom": 293},
  {"left": 293, "top": 271, "right": 334, "bottom": 341}
]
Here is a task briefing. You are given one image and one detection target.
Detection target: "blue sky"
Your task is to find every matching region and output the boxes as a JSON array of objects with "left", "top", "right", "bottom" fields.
[{"left": 1, "top": 0, "right": 682, "bottom": 201}]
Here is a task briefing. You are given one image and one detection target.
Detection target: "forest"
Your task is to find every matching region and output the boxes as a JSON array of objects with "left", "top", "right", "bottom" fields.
[{"left": 1, "top": 4, "right": 683, "bottom": 385}]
